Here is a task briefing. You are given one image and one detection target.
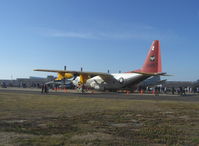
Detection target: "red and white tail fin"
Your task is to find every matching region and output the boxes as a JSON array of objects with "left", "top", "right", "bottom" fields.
[{"left": 139, "top": 40, "right": 162, "bottom": 73}]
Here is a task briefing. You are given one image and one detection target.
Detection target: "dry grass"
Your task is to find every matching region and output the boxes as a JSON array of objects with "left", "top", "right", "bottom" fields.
[{"left": 0, "top": 92, "right": 198, "bottom": 145}]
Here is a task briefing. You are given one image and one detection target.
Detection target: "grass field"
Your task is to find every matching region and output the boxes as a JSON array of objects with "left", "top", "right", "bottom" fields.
[{"left": 0, "top": 92, "right": 199, "bottom": 146}]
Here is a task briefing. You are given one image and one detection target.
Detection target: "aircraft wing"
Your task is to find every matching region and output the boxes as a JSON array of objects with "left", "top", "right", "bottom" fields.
[{"left": 34, "top": 69, "right": 117, "bottom": 82}]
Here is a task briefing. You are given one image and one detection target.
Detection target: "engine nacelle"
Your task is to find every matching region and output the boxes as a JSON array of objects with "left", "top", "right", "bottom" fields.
[
  {"left": 65, "top": 73, "right": 73, "bottom": 79},
  {"left": 79, "top": 74, "right": 88, "bottom": 84},
  {"left": 56, "top": 73, "right": 73, "bottom": 80}
]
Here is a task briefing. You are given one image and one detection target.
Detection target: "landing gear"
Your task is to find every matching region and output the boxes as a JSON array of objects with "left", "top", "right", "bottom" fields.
[
  {"left": 77, "top": 82, "right": 86, "bottom": 93},
  {"left": 81, "top": 84, "right": 85, "bottom": 93},
  {"left": 79, "top": 74, "right": 88, "bottom": 93}
]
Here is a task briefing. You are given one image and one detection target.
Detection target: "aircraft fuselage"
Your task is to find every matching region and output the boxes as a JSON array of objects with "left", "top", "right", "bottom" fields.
[{"left": 72, "top": 73, "right": 148, "bottom": 91}]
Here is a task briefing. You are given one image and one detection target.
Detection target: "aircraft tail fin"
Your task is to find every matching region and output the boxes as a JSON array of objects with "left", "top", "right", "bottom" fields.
[{"left": 140, "top": 40, "right": 162, "bottom": 73}]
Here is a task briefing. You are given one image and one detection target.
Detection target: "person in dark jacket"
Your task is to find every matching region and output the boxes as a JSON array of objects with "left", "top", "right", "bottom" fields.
[
  {"left": 172, "top": 87, "right": 175, "bottom": 95},
  {"left": 41, "top": 84, "right": 45, "bottom": 94},
  {"left": 44, "top": 84, "right": 48, "bottom": 94}
]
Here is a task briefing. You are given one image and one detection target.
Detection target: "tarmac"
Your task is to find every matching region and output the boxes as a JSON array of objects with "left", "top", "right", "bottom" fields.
[{"left": 0, "top": 87, "right": 199, "bottom": 102}]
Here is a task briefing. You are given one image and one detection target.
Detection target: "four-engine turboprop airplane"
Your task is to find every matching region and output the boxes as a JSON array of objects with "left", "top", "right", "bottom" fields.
[{"left": 34, "top": 40, "right": 167, "bottom": 91}]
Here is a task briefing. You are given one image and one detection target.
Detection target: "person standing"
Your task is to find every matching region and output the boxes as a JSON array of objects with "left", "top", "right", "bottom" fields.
[
  {"left": 41, "top": 84, "right": 45, "bottom": 94},
  {"left": 44, "top": 84, "right": 48, "bottom": 94},
  {"left": 172, "top": 87, "right": 175, "bottom": 95},
  {"left": 155, "top": 86, "right": 159, "bottom": 96},
  {"left": 179, "top": 87, "right": 183, "bottom": 96}
]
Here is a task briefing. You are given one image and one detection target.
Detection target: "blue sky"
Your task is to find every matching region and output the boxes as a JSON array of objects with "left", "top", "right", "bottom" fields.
[{"left": 0, "top": 0, "right": 199, "bottom": 81}]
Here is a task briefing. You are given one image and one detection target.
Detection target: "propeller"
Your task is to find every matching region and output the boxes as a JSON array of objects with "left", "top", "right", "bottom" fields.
[{"left": 73, "top": 73, "right": 78, "bottom": 80}]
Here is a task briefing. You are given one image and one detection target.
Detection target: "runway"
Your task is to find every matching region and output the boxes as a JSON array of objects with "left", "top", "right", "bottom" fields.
[{"left": 0, "top": 88, "right": 199, "bottom": 102}]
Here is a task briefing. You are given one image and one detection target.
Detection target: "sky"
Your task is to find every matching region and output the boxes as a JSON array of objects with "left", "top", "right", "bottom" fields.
[{"left": 0, "top": 0, "right": 199, "bottom": 81}]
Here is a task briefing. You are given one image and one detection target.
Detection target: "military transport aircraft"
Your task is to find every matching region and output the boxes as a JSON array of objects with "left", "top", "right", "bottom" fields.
[{"left": 34, "top": 40, "right": 168, "bottom": 92}]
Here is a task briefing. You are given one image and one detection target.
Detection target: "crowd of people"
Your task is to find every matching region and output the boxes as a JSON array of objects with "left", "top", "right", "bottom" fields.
[
  {"left": 41, "top": 84, "right": 49, "bottom": 94},
  {"left": 137, "top": 86, "right": 199, "bottom": 96}
]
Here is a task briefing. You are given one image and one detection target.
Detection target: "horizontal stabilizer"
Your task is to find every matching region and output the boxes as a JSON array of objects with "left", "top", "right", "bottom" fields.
[{"left": 131, "top": 71, "right": 171, "bottom": 76}]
